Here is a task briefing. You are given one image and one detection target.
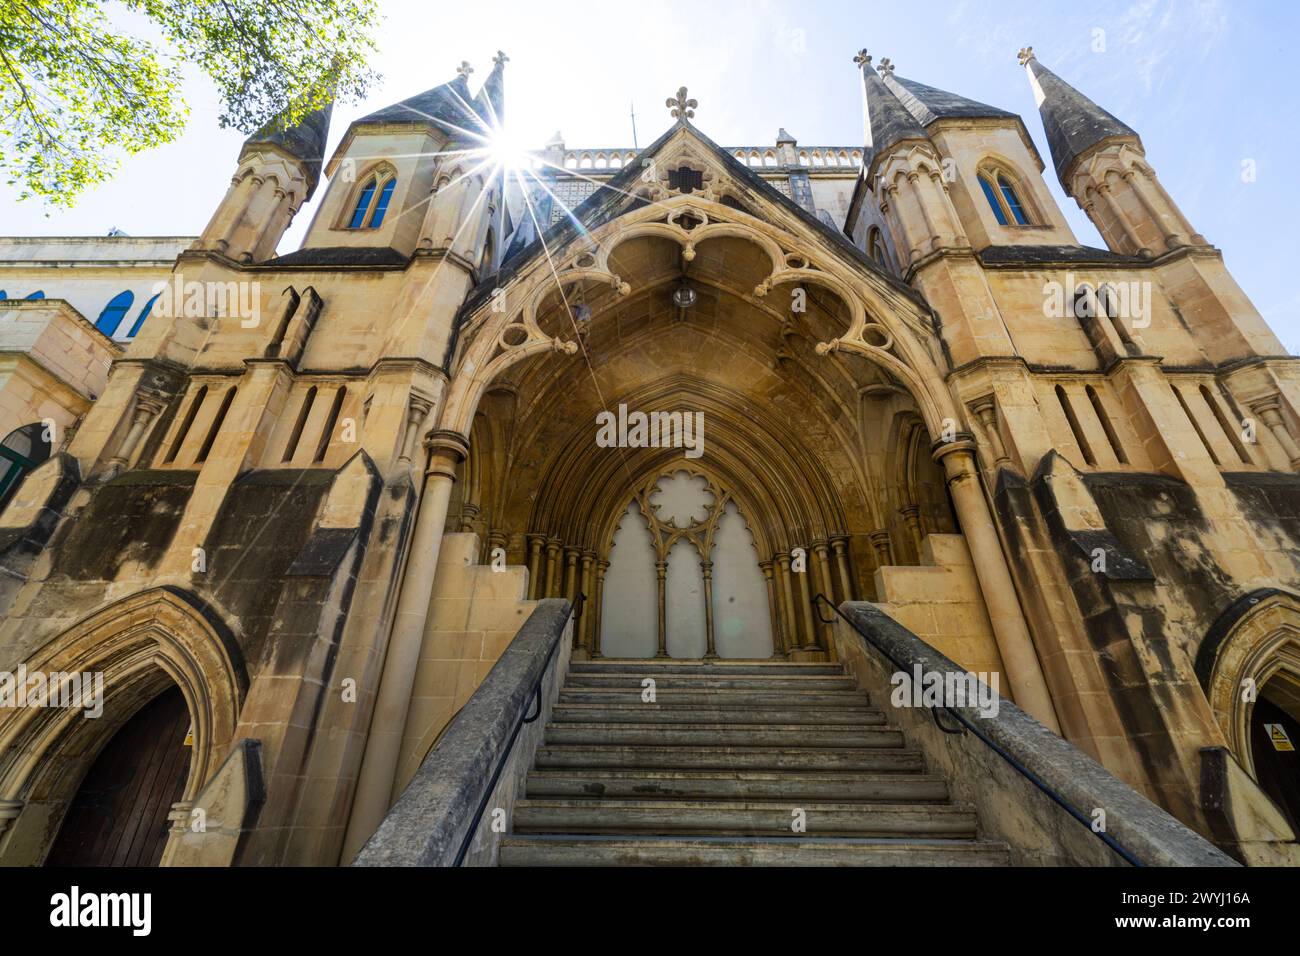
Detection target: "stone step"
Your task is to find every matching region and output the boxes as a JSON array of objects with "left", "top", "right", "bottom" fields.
[
  {"left": 512, "top": 798, "right": 979, "bottom": 838},
  {"left": 570, "top": 661, "right": 844, "bottom": 676},
  {"left": 551, "top": 703, "right": 885, "bottom": 726},
  {"left": 498, "top": 835, "right": 1010, "bottom": 867},
  {"left": 534, "top": 745, "right": 926, "bottom": 773},
  {"left": 525, "top": 768, "right": 950, "bottom": 802},
  {"left": 564, "top": 674, "right": 858, "bottom": 691},
  {"left": 558, "top": 687, "right": 870, "bottom": 707},
  {"left": 543, "top": 722, "right": 905, "bottom": 748}
]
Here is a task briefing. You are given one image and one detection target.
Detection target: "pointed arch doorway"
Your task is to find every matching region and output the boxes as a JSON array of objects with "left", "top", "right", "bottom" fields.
[
  {"left": 45, "top": 686, "right": 192, "bottom": 867},
  {"left": 601, "top": 468, "right": 773, "bottom": 659}
]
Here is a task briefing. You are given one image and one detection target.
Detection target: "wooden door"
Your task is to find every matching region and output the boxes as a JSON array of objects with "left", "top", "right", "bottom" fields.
[{"left": 46, "top": 686, "right": 192, "bottom": 867}]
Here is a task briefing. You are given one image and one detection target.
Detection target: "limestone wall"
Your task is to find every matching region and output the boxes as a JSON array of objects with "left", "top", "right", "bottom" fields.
[
  {"left": 873, "top": 533, "right": 1006, "bottom": 683},
  {"left": 394, "top": 532, "right": 536, "bottom": 794}
]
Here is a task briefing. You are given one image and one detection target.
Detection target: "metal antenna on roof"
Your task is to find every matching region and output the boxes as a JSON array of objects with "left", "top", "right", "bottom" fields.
[{"left": 630, "top": 100, "right": 639, "bottom": 151}]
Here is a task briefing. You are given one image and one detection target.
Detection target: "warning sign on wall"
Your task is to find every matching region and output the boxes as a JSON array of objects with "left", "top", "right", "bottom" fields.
[{"left": 1265, "top": 723, "right": 1295, "bottom": 752}]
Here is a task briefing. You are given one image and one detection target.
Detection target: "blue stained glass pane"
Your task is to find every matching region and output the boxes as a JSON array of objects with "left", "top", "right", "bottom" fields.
[
  {"left": 979, "top": 177, "right": 1008, "bottom": 226},
  {"left": 348, "top": 182, "right": 376, "bottom": 228},
  {"left": 95, "top": 290, "right": 134, "bottom": 336},
  {"left": 369, "top": 178, "right": 396, "bottom": 228},
  {"left": 127, "top": 293, "right": 160, "bottom": 338},
  {"left": 999, "top": 176, "right": 1029, "bottom": 225}
]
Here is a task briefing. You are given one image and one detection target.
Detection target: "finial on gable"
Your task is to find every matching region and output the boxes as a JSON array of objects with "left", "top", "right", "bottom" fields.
[
  {"left": 457, "top": 61, "right": 474, "bottom": 78},
  {"left": 666, "top": 86, "right": 698, "bottom": 121},
  {"left": 1017, "top": 46, "right": 1036, "bottom": 66},
  {"left": 878, "top": 57, "right": 894, "bottom": 78},
  {"left": 493, "top": 50, "right": 509, "bottom": 67},
  {"left": 853, "top": 49, "right": 872, "bottom": 68}
]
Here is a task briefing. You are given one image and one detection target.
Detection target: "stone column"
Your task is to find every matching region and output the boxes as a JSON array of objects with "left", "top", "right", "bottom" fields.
[
  {"left": 655, "top": 560, "right": 668, "bottom": 658},
  {"left": 830, "top": 535, "right": 854, "bottom": 601},
  {"left": 400, "top": 398, "right": 434, "bottom": 463},
  {"left": 759, "top": 560, "right": 783, "bottom": 657},
  {"left": 776, "top": 551, "right": 799, "bottom": 656},
  {"left": 1096, "top": 182, "right": 1148, "bottom": 256},
  {"left": 562, "top": 547, "right": 578, "bottom": 603},
  {"left": 343, "top": 429, "right": 468, "bottom": 861},
  {"left": 525, "top": 534, "right": 544, "bottom": 599},
  {"left": 811, "top": 540, "right": 838, "bottom": 661},
  {"left": 795, "top": 552, "right": 819, "bottom": 653},
  {"left": 107, "top": 392, "right": 167, "bottom": 469},
  {"left": 969, "top": 396, "right": 1011, "bottom": 467},
  {"left": 898, "top": 506, "right": 924, "bottom": 556},
  {"left": 701, "top": 559, "right": 718, "bottom": 659},
  {"left": 592, "top": 560, "right": 608, "bottom": 658},
  {"left": 543, "top": 539, "right": 560, "bottom": 598},
  {"left": 1251, "top": 397, "right": 1300, "bottom": 471},
  {"left": 868, "top": 529, "right": 893, "bottom": 568},
  {"left": 577, "top": 551, "right": 596, "bottom": 657},
  {"left": 933, "top": 439, "right": 1059, "bottom": 731}
]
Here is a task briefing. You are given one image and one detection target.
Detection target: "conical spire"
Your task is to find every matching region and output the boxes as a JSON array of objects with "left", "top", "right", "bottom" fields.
[
  {"left": 355, "top": 60, "right": 484, "bottom": 138},
  {"left": 474, "top": 51, "right": 508, "bottom": 131},
  {"left": 1018, "top": 46, "right": 1140, "bottom": 185},
  {"left": 855, "top": 49, "right": 928, "bottom": 173},
  {"left": 244, "top": 84, "right": 335, "bottom": 198},
  {"left": 880, "top": 71, "right": 1016, "bottom": 127}
]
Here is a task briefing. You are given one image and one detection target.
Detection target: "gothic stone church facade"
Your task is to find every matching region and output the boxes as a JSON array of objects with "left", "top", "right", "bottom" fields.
[{"left": 0, "top": 45, "right": 1298, "bottom": 867}]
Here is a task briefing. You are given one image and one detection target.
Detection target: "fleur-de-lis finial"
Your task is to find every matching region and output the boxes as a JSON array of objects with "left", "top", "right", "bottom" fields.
[
  {"left": 1017, "top": 46, "right": 1035, "bottom": 66},
  {"left": 666, "top": 86, "right": 698, "bottom": 121},
  {"left": 878, "top": 57, "right": 894, "bottom": 78},
  {"left": 853, "top": 49, "right": 872, "bottom": 68},
  {"left": 457, "top": 60, "right": 474, "bottom": 78},
  {"left": 493, "top": 50, "right": 509, "bottom": 67}
]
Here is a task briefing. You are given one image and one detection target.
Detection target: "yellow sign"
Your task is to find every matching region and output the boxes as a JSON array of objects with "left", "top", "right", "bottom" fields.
[
  {"left": 1265, "top": 723, "right": 1294, "bottom": 752},
  {"left": 183, "top": 725, "right": 194, "bottom": 748}
]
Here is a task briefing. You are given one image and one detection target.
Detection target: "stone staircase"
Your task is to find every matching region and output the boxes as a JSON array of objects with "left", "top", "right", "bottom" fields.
[{"left": 497, "top": 660, "right": 1010, "bottom": 866}]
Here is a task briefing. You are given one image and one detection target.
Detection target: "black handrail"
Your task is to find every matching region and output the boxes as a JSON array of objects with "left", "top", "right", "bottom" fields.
[
  {"left": 453, "top": 591, "right": 585, "bottom": 867},
  {"left": 813, "top": 592, "right": 1142, "bottom": 867}
]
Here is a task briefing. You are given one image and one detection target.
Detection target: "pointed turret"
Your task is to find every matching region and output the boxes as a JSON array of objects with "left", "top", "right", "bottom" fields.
[
  {"left": 1019, "top": 46, "right": 1139, "bottom": 186},
  {"left": 855, "top": 50, "right": 928, "bottom": 174},
  {"left": 198, "top": 82, "right": 337, "bottom": 261},
  {"left": 1018, "top": 45, "right": 1202, "bottom": 255},
  {"left": 243, "top": 93, "right": 334, "bottom": 200},
  {"left": 851, "top": 49, "right": 968, "bottom": 266},
  {"left": 474, "top": 51, "right": 508, "bottom": 131}
]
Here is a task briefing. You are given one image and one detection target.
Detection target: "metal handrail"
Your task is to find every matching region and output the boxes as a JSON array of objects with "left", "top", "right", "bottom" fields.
[
  {"left": 453, "top": 591, "right": 585, "bottom": 867},
  {"left": 813, "top": 592, "right": 1142, "bottom": 867}
]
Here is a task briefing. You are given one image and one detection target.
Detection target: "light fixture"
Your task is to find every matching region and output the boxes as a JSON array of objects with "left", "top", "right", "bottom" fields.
[{"left": 672, "top": 280, "right": 697, "bottom": 311}]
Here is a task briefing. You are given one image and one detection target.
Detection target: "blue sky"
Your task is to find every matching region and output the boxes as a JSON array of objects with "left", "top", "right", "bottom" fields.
[{"left": 4, "top": 0, "right": 1298, "bottom": 349}]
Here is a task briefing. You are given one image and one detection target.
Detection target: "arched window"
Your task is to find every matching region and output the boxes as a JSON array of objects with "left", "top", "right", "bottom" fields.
[
  {"left": 998, "top": 175, "right": 1030, "bottom": 225},
  {"left": 978, "top": 175, "right": 1009, "bottom": 226},
  {"left": 25, "top": 291, "right": 45, "bottom": 300},
  {"left": 0, "top": 290, "right": 8, "bottom": 300},
  {"left": 867, "top": 227, "right": 888, "bottom": 267},
  {"left": 979, "top": 167, "right": 1034, "bottom": 227},
  {"left": 126, "top": 293, "right": 160, "bottom": 339},
  {"left": 95, "top": 290, "right": 134, "bottom": 337},
  {"left": 0, "top": 422, "right": 53, "bottom": 509},
  {"left": 346, "top": 172, "right": 397, "bottom": 230},
  {"left": 480, "top": 228, "right": 496, "bottom": 276}
]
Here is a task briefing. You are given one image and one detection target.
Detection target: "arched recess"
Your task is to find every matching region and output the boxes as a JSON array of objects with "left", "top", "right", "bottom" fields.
[
  {"left": 433, "top": 192, "right": 967, "bottom": 658},
  {"left": 438, "top": 192, "right": 959, "bottom": 442},
  {"left": 1200, "top": 589, "right": 1300, "bottom": 780},
  {"left": 888, "top": 412, "right": 959, "bottom": 562},
  {"left": 0, "top": 587, "right": 247, "bottom": 865}
]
